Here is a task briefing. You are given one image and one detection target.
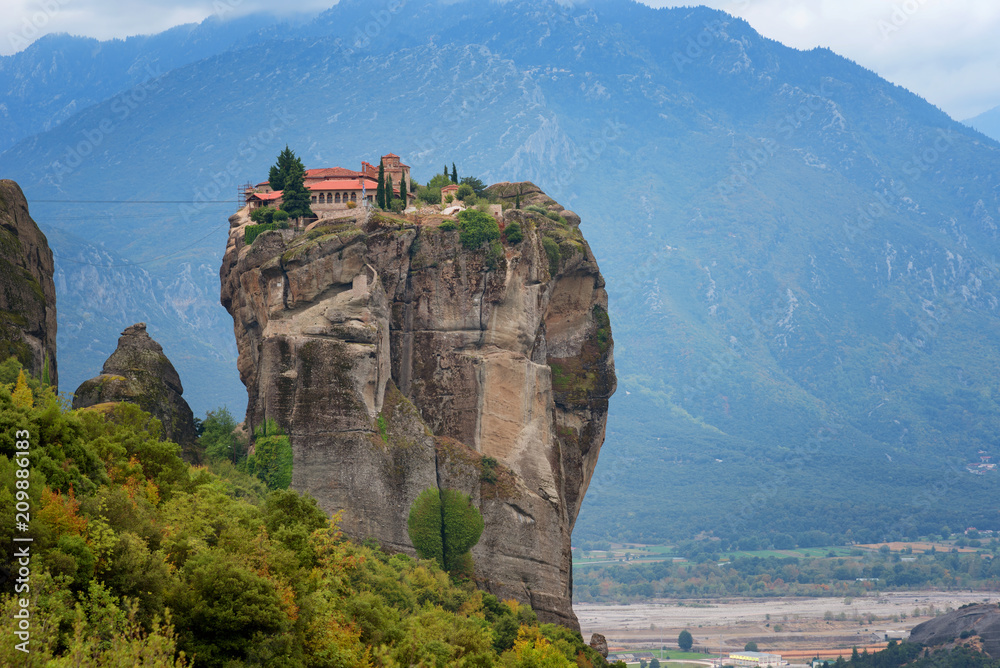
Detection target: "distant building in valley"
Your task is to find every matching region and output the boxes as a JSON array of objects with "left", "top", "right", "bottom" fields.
[{"left": 728, "top": 651, "right": 782, "bottom": 667}]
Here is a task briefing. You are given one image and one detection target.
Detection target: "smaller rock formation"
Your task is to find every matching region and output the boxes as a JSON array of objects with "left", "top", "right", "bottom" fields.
[
  {"left": 0, "top": 180, "right": 57, "bottom": 387},
  {"left": 908, "top": 603, "right": 1000, "bottom": 658},
  {"left": 589, "top": 633, "right": 609, "bottom": 658},
  {"left": 73, "top": 323, "right": 198, "bottom": 455}
]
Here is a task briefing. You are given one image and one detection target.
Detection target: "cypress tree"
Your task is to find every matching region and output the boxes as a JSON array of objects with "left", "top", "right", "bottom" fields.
[
  {"left": 451, "top": 163, "right": 458, "bottom": 184},
  {"left": 280, "top": 161, "right": 313, "bottom": 220},
  {"left": 444, "top": 165, "right": 449, "bottom": 180},
  {"left": 376, "top": 161, "right": 386, "bottom": 209},
  {"left": 386, "top": 175, "right": 394, "bottom": 207},
  {"left": 268, "top": 145, "right": 300, "bottom": 191},
  {"left": 515, "top": 193, "right": 520, "bottom": 209}
]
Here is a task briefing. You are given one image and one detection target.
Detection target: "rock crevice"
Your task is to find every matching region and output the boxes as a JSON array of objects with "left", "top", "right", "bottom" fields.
[{"left": 220, "top": 185, "right": 615, "bottom": 629}]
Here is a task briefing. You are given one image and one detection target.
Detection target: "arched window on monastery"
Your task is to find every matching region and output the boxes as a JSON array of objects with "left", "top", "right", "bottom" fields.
[{"left": 351, "top": 192, "right": 357, "bottom": 202}]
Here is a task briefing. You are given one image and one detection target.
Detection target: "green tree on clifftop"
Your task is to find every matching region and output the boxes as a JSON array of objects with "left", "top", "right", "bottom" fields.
[
  {"left": 376, "top": 161, "right": 386, "bottom": 209},
  {"left": 279, "top": 160, "right": 313, "bottom": 220},
  {"left": 268, "top": 145, "right": 303, "bottom": 191}
]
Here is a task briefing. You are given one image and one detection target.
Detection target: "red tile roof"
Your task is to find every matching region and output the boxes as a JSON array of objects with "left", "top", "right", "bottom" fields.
[
  {"left": 307, "top": 178, "right": 378, "bottom": 191},
  {"left": 255, "top": 180, "right": 270, "bottom": 187},
  {"left": 382, "top": 153, "right": 399, "bottom": 159},
  {"left": 305, "top": 167, "right": 363, "bottom": 179},
  {"left": 252, "top": 191, "right": 283, "bottom": 200},
  {"left": 441, "top": 184, "right": 460, "bottom": 192}
]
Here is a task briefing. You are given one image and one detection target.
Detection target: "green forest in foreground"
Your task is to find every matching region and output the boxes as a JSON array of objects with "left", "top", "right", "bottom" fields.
[{"left": 0, "top": 359, "right": 607, "bottom": 667}]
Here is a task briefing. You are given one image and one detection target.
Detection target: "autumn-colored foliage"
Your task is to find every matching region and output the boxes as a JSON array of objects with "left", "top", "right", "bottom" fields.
[{"left": 0, "top": 357, "right": 608, "bottom": 667}]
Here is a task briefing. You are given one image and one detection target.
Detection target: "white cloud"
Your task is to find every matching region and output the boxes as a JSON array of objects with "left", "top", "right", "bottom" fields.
[{"left": 3, "top": 0, "right": 999, "bottom": 119}]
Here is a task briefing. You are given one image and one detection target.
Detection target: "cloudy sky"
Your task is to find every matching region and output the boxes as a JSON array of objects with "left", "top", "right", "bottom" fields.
[{"left": 2, "top": 0, "right": 998, "bottom": 120}]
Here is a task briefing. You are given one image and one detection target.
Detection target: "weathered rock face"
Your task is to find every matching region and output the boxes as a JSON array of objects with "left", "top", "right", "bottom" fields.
[
  {"left": 908, "top": 604, "right": 1000, "bottom": 658},
  {"left": 72, "top": 323, "right": 198, "bottom": 454},
  {"left": 220, "top": 183, "right": 615, "bottom": 630},
  {"left": 589, "top": 633, "right": 609, "bottom": 658},
  {"left": 0, "top": 180, "right": 57, "bottom": 387}
]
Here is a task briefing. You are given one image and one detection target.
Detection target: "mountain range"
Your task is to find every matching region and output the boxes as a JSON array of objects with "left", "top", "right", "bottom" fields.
[
  {"left": 2, "top": 0, "right": 1000, "bottom": 546},
  {"left": 965, "top": 105, "right": 1000, "bottom": 144}
]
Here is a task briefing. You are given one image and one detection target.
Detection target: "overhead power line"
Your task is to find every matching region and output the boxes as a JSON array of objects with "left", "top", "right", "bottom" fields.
[
  {"left": 52, "top": 222, "right": 231, "bottom": 269},
  {"left": 32, "top": 199, "right": 235, "bottom": 204}
]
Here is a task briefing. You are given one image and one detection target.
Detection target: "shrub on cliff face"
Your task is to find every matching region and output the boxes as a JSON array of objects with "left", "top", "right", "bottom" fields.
[
  {"left": 505, "top": 221, "right": 523, "bottom": 244},
  {"left": 543, "top": 237, "right": 561, "bottom": 275},
  {"left": 244, "top": 222, "right": 282, "bottom": 245},
  {"left": 407, "top": 488, "right": 445, "bottom": 567},
  {"left": 407, "top": 487, "right": 484, "bottom": 577},
  {"left": 456, "top": 209, "right": 500, "bottom": 250},
  {"left": 246, "top": 419, "right": 293, "bottom": 490}
]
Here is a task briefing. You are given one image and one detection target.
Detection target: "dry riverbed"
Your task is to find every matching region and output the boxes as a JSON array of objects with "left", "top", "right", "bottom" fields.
[{"left": 577, "top": 591, "right": 998, "bottom": 656}]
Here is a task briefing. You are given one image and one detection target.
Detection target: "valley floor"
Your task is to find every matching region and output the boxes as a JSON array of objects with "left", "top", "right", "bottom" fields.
[{"left": 577, "top": 590, "right": 997, "bottom": 658}]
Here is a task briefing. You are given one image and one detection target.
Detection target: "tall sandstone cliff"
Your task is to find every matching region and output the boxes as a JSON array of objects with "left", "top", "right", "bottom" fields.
[
  {"left": 0, "top": 179, "right": 57, "bottom": 387},
  {"left": 220, "top": 183, "right": 615, "bottom": 629}
]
